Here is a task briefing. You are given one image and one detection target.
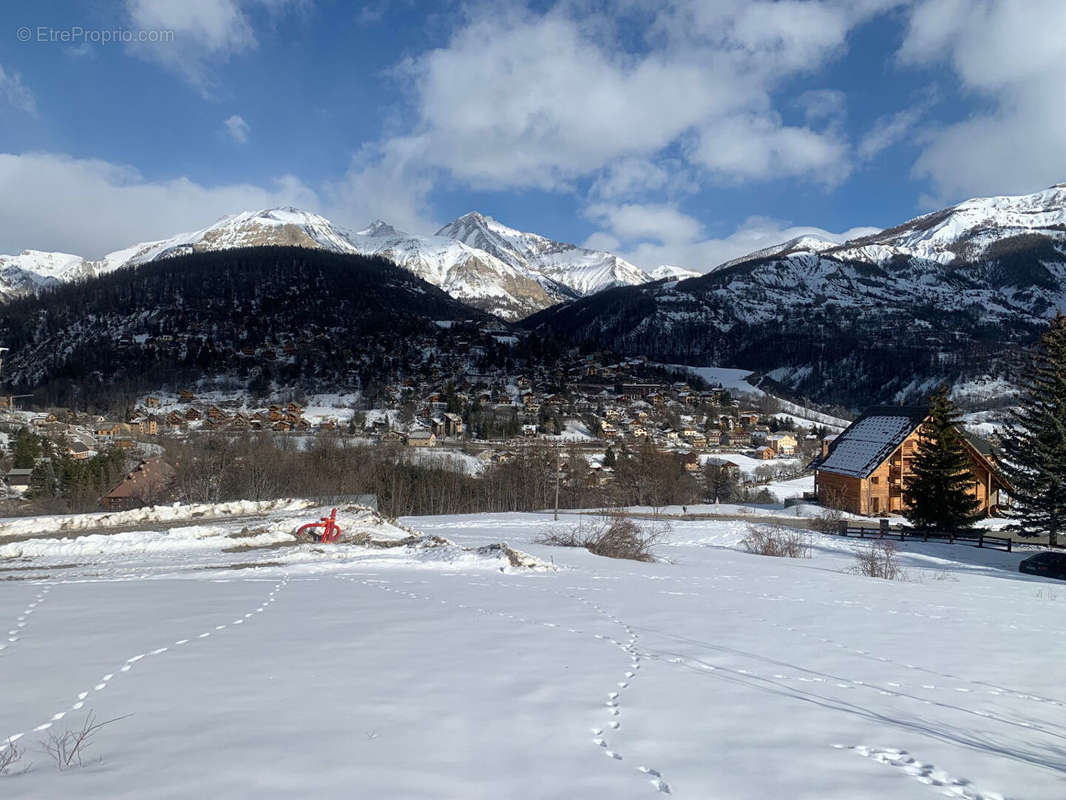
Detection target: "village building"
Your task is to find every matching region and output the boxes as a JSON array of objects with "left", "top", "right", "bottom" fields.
[
  {"left": 404, "top": 430, "right": 437, "bottom": 447},
  {"left": 813, "top": 406, "right": 1009, "bottom": 517},
  {"left": 5, "top": 467, "right": 33, "bottom": 495},
  {"left": 767, "top": 432, "right": 798, "bottom": 456},
  {"left": 102, "top": 458, "right": 177, "bottom": 512}
]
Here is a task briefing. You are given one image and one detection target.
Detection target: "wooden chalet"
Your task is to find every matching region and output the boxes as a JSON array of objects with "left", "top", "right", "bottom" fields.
[
  {"left": 813, "top": 406, "right": 1009, "bottom": 517},
  {"left": 102, "top": 458, "right": 176, "bottom": 511}
]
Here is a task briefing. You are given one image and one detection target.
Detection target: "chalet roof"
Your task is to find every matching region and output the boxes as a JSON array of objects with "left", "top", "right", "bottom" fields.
[
  {"left": 816, "top": 406, "right": 928, "bottom": 478},
  {"left": 6, "top": 467, "right": 33, "bottom": 486},
  {"left": 104, "top": 458, "right": 176, "bottom": 500}
]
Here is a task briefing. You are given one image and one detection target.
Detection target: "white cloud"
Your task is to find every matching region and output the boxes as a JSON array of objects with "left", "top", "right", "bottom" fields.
[
  {"left": 586, "top": 203, "right": 704, "bottom": 244},
  {"left": 796, "top": 89, "right": 847, "bottom": 125},
  {"left": 584, "top": 202, "right": 879, "bottom": 273},
  {"left": 223, "top": 114, "right": 251, "bottom": 143},
  {"left": 858, "top": 106, "right": 924, "bottom": 160},
  {"left": 691, "top": 113, "right": 851, "bottom": 184},
  {"left": 0, "top": 65, "right": 36, "bottom": 114},
  {"left": 125, "top": 0, "right": 302, "bottom": 89},
  {"left": 898, "top": 0, "right": 1066, "bottom": 200},
  {"left": 0, "top": 152, "right": 318, "bottom": 258},
  {"left": 392, "top": 2, "right": 891, "bottom": 192},
  {"left": 0, "top": 148, "right": 444, "bottom": 259}
]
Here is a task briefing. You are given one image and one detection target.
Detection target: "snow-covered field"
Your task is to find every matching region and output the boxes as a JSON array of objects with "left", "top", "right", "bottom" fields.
[{"left": 1, "top": 503, "right": 1063, "bottom": 799}]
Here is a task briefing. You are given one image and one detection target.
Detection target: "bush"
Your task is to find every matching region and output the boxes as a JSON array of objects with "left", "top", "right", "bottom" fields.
[
  {"left": 740, "top": 524, "right": 811, "bottom": 558},
  {"left": 811, "top": 507, "right": 844, "bottom": 535},
  {"left": 537, "top": 516, "right": 667, "bottom": 562},
  {"left": 853, "top": 541, "right": 903, "bottom": 580},
  {"left": 0, "top": 740, "right": 26, "bottom": 776}
]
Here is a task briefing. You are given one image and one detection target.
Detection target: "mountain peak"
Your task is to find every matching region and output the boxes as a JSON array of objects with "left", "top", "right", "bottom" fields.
[{"left": 356, "top": 219, "right": 403, "bottom": 238}]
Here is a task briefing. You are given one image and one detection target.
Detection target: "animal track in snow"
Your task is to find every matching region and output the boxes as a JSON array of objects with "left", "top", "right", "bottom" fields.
[
  {"left": 1, "top": 575, "right": 288, "bottom": 753},
  {"left": 834, "top": 745, "right": 1003, "bottom": 800},
  {"left": 1, "top": 585, "right": 51, "bottom": 652}
]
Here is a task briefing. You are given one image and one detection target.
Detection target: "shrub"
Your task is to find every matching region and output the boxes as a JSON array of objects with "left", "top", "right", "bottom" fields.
[
  {"left": 853, "top": 541, "right": 903, "bottom": 580},
  {"left": 0, "top": 740, "right": 26, "bottom": 776},
  {"left": 740, "top": 524, "right": 811, "bottom": 558},
  {"left": 811, "top": 507, "right": 844, "bottom": 535},
  {"left": 537, "top": 516, "right": 667, "bottom": 562},
  {"left": 42, "top": 711, "right": 130, "bottom": 770}
]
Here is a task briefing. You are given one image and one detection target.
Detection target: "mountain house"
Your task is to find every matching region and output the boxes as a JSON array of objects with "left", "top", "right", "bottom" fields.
[
  {"left": 813, "top": 406, "right": 1009, "bottom": 517},
  {"left": 102, "top": 458, "right": 177, "bottom": 512}
]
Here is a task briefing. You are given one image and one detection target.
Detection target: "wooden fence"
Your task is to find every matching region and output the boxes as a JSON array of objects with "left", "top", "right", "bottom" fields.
[{"left": 835, "top": 519, "right": 1012, "bottom": 552}]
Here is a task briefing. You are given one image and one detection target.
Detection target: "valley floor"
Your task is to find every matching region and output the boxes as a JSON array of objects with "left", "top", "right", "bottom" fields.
[{"left": 1, "top": 504, "right": 1063, "bottom": 799}]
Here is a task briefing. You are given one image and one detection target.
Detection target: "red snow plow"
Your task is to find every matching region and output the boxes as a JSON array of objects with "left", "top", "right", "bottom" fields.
[{"left": 295, "top": 508, "right": 342, "bottom": 543}]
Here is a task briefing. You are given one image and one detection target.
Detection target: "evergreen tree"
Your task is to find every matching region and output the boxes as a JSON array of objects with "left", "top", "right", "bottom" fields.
[
  {"left": 997, "top": 314, "right": 1066, "bottom": 546},
  {"left": 11, "top": 428, "right": 41, "bottom": 468},
  {"left": 903, "top": 386, "right": 981, "bottom": 530}
]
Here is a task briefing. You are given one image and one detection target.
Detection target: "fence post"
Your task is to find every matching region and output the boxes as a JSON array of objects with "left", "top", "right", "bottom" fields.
[
  {"left": 978, "top": 533, "right": 984, "bottom": 548},
  {"left": 879, "top": 518, "right": 889, "bottom": 539},
  {"left": 838, "top": 520, "right": 848, "bottom": 537},
  {"left": 1007, "top": 538, "right": 1012, "bottom": 553}
]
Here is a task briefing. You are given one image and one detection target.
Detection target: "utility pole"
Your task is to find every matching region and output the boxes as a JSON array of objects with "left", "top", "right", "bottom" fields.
[{"left": 554, "top": 444, "right": 561, "bottom": 521}]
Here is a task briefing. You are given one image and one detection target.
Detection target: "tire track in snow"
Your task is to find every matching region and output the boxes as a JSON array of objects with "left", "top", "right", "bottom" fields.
[
  {"left": 342, "top": 576, "right": 672, "bottom": 794},
  {"left": 630, "top": 571, "right": 1066, "bottom": 713},
  {"left": 0, "top": 574, "right": 288, "bottom": 753},
  {"left": 0, "top": 584, "right": 50, "bottom": 656},
  {"left": 638, "top": 649, "right": 1018, "bottom": 797}
]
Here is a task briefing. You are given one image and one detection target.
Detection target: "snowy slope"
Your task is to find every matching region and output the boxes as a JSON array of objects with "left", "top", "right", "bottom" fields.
[
  {"left": 437, "top": 211, "right": 652, "bottom": 296},
  {"left": 831, "top": 183, "right": 1066, "bottom": 266},
  {"left": 1, "top": 506, "right": 1062, "bottom": 799},
  {"left": 649, "top": 264, "right": 702, "bottom": 281},
  {"left": 344, "top": 221, "right": 554, "bottom": 319},
  {"left": 0, "top": 209, "right": 556, "bottom": 320}
]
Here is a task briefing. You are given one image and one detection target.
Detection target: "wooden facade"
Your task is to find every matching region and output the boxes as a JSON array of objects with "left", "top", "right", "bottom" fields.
[{"left": 815, "top": 410, "right": 1009, "bottom": 517}]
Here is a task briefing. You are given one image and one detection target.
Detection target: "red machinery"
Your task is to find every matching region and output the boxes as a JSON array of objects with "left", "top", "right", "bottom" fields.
[{"left": 296, "top": 508, "right": 342, "bottom": 543}]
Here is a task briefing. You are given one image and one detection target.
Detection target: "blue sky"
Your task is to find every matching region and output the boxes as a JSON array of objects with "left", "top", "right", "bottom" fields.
[{"left": 0, "top": 1, "right": 1064, "bottom": 269}]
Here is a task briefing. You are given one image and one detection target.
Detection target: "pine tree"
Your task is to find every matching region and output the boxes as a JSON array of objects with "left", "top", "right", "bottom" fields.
[
  {"left": 903, "top": 386, "right": 981, "bottom": 530},
  {"left": 997, "top": 314, "right": 1066, "bottom": 547}
]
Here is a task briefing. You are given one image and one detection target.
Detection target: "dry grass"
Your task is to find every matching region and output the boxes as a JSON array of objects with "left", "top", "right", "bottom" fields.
[
  {"left": 853, "top": 541, "right": 904, "bottom": 580},
  {"left": 741, "top": 525, "right": 812, "bottom": 558},
  {"left": 537, "top": 516, "right": 668, "bottom": 562}
]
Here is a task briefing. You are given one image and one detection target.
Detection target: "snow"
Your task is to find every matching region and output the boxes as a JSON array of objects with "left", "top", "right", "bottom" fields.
[
  {"left": 649, "top": 265, "right": 701, "bottom": 281},
  {"left": 666, "top": 364, "right": 850, "bottom": 431},
  {"left": 0, "top": 505, "right": 1062, "bottom": 799}
]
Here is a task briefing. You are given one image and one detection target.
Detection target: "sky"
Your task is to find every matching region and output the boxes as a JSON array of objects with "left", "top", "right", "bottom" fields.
[{"left": 0, "top": 0, "right": 1064, "bottom": 271}]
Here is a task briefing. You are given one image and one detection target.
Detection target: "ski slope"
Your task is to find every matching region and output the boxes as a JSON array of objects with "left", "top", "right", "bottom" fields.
[{"left": 1, "top": 505, "right": 1063, "bottom": 798}]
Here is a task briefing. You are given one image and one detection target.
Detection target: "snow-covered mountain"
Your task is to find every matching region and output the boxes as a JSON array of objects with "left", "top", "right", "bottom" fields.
[
  {"left": 436, "top": 212, "right": 652, "bottom": 296},
  {"left": 0, "top": 207, "right": 652, "bottom": 319},
  {"left": 527, "top": 183, "right": 1066, "bottom": 407},
  {"left": 345, "top": 220, "right": 554, "bottom": 319},
  {"left": 715, "top": 234, "right": 843, "bottom": 271},
  {"left": 649, "top": 264, "right": 702, "bottom": 281}
]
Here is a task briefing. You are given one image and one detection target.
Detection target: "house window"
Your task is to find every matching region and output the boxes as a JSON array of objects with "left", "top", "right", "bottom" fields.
[{"left": 871, "top": 476, "right": 879, "bottom": 485}]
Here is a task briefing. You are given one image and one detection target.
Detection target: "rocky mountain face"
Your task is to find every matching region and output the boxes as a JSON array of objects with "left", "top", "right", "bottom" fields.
[
  {"left": 436, "top": 211, "right": 652, "bottom": 297},
  {"left": 525, "top": 184, "right": 1066, "bottom": 408},
  {"left": 0, "top": 208, "right": 653, "bottom": 320}
]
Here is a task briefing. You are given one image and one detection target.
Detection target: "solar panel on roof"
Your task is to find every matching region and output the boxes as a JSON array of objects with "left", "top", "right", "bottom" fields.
[{"left": 819, "top": 416, "right": 915, "bottom": 478}]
